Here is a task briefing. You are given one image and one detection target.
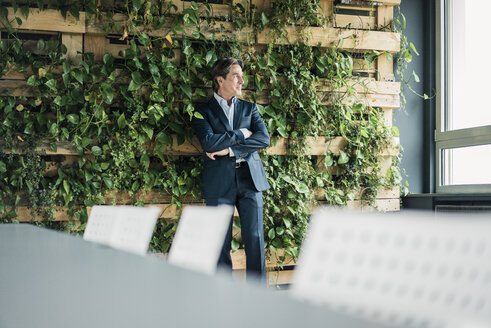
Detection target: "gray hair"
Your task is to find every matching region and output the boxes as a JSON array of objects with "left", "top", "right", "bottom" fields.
[{"left": 211, "top": 57, "right": 243, "bottom": 92}]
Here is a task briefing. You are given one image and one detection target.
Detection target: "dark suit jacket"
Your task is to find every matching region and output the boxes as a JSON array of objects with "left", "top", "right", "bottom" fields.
[{"left": 192, "top": 96, "right": 271, "bottom": 199}]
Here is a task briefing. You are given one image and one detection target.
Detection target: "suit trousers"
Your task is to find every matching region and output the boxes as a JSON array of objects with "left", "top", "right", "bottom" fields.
[{"left": 206, "top": 163, "right": 266, "bottom": 282}]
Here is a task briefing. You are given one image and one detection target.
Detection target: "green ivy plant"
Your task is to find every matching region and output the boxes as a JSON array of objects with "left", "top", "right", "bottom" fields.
[{"left": 0, "top": 0, "right": 401, "bottom": 264}]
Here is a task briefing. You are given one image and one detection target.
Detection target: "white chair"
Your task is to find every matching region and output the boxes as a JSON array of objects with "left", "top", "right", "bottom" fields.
[
  {"left": 291, "top": 208, "right": 491, "bottom": 328},
  {"left": 83, "top": 205, "right": 161, "bottom": 256},
  {"left": 168, "top": 205, "right": 233, "bottom": 275}
]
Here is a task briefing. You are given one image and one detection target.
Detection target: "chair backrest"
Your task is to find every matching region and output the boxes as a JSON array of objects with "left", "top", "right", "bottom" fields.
[
  {"left": 168, "top": 205, "right": 233, "bottom": 275},
  {"left": 291, "top": 208, "right": 491, "bottom": 328},
  {"left": 83, "top": 205, "right": 161, "bottom": 256}
]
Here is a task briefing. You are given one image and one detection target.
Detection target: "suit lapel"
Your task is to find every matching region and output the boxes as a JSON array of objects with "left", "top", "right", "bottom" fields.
[
  {"left": 233, "top": 99, "right": 242, "bottom": 129},
  {"left": 209, "top": 96, "right": 232, "bottom": 130}
]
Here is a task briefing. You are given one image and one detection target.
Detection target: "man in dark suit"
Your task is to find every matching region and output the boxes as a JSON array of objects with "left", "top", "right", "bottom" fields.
[{"left": 192, "top": 57, "right": 270, "bottom": 281}]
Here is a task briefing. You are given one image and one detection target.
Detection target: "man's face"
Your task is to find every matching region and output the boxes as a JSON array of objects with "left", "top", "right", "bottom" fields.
[{"left": 217, "top": 64, "right": 244, "bottom": 100}]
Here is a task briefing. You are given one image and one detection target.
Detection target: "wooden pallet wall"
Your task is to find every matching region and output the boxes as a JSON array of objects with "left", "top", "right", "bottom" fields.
[{"left": 1, "top": 0, "right": 402, "bottom": 287}]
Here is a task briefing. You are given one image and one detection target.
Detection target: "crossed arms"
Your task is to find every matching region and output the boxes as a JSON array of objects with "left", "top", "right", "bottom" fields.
[{"left": 192, "top": 104, "right": 270, "bottom": 159}]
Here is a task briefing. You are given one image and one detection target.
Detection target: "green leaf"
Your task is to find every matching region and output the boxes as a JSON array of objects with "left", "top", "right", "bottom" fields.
[
  {"left": 409, "top": 42, "right": 420, "bottom": 56},
  {"left": 391, "top": 126, "right": 400, "bottom": 137},
  {"left": 140, "top": 153, "right": 150, "bottom": 168},
  {"left": 128, "top": 80, "right": 141, "bottom": 91},
  {"left": 141, "top": 125, "right": 153, "bottom": 139},
  {"left": 45, "top": 79, "right": 57, "bottom": 92},
  {"left": 0, "top": 7, "right": 8, "bottom": 20},
  {"left": 149, "top": 63, "right": 160, "bottom": 77},
  {"left": 205, "top": 50, "right": 213, "bottom": 64},
  {"left": 261, "top": 12, "right": 269, "bottom": 26},
  {"left": 81, "top": 137, "right": 92, "bottom": 148},
  {"left": 295, "top": 182, "right": 309, "bottom": 194},
  {"left": 20, "top": 6, "right": 29, "bottom": 19},
  {"left": 338, "top": 150, "right": 349, "bottom": 164},
  {"left": 26, "top": 75, "right": 37, "bottom": 86},
  {"left": 103, "top": 175, "right": 114, "bottom": 189},
  {"left": 117, "top": 114, "right": 127, "bottom": 129},
  {"left": 67, "top": 114, "right": 79, "bottom": 124},
  {"left": 37, "top": 39, "right": 45, "bottom": 50},
  {"left": 268, "top": 229, "right": 275, "bottom": 239},
  {"left": 91, "top": 146, "right": 102, "bottom": 156},
  {"left": 281, "top": 175, "right": 294, "bottom": 184},
  {"left": 100, "top": 83, "right": 114, "bottom": 104},
  {"left": 72, "top": 70, "right": 84, "bottom": 84},
  {"left": 132, "top": 0, "right": 142, "bottom": 11},
  {"left": 193, "top": 111, "right": 203, "bottom": 119},
  {"left": 258, "top": 57, "right": 268, "bottom": 70},
  {"left": 63, "top": 180, "right": 70, "bottom": 194},
  {"left": 412, "top": 70, "right": 420, "bottom": 83},
  {"left": 48, "top": 122, "right": 59, "bottom": 135},
  {"left": 0, "top": 161, "right": 6, "bottom": 173},
  {"left": 231, "top": 239, "right": 240, "bottom": 252},
  {"left": 283, "top": 218, "right": 292, "bottom": 229},
  {"left": 180, "top": 84, "right": 192, "bottom": 99},
  {"left": 156, "top": 132, "right": 172, "bottom": 145}
]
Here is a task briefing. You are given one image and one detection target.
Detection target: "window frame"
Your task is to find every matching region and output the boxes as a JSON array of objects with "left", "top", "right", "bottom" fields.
[{"left": 435, "top": 0, "right": 491, "bottom": 193}]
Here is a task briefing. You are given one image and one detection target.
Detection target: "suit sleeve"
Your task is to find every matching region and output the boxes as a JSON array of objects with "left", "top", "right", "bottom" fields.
[
  {"left": 192, "top": 107, "right": 246, "bottom": 153},
  {"left": 230, "top": 104, "right": 270, "bottom": 158}
]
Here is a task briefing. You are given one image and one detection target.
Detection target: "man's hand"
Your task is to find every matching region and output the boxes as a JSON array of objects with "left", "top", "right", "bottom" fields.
[{"left": 206, "top": 148, "right": 230, "bottom": 160}]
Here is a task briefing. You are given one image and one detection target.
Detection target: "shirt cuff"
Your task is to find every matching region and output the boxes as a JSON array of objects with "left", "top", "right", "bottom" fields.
[
  {"left": 229, "top": 147, "right": 234, "bottom": 157},
  {"left": 240, "top": 128, "right": 252, "bottom": 139}
]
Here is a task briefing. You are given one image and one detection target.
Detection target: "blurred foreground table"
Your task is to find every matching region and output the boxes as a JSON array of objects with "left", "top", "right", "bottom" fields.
[{"left": 0, "top": 224, "right": 386, "bottom": 328}]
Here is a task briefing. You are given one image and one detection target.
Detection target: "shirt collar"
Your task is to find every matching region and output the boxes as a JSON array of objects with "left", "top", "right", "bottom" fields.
[{"left": 214, "top": 92, "right": 236, "bottom": 109}]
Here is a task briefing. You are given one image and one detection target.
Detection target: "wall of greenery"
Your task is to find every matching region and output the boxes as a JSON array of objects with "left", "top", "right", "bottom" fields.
[{"left": 0, "top": 0, "right": 401, "bottom": 260}]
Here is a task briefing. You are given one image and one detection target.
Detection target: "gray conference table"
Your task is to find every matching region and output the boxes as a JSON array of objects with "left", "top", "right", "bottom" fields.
[{"left": 0, "top": 224, "right": 387, "bottom": 328}]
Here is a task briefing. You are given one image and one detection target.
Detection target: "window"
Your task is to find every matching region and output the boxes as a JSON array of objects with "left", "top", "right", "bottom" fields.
[{"left": 436, "top": 0, "right": 491, "bottom": 192}]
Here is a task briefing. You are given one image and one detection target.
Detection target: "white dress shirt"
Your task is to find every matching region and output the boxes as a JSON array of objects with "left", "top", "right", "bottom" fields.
[{"left": 213, "top": 93, "right": 251, "bottom": 158}]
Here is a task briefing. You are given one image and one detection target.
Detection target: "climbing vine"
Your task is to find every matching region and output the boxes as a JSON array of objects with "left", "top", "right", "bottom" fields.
[{"left": 0, "top": 0, "right": 401, "bottom": 262}]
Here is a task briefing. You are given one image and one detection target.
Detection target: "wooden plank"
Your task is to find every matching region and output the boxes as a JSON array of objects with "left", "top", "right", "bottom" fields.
[
  {"left": 2, "top": 135, "right": 398, "bottom": 157},
  {"left": 0, "top": 79, "right": 35, "bottom": 97},
  {"left": 83, "top": 34, "right": 106, "bottom": 62},
  {"left": 377, "top": 51, "right": 395, "bottom": 82},
  {"left": 382, "top": 136, "right": 399, "bottom": 156},
  {"left": 267, "top": 270, "right": 295, "bottom": 286},
  {"left": 316, "top": 79, "right": 400, "bottom": 94},
  {"left": 258, "top": 27, "right": 400, "bottom": 52},
  {"left": 316, "top": 91, "right": 400, "bottom": 108},
  {"left": 335, "top": 5, "right": 374, "bottom": 11},
  {"left": 335, "top": 0, "right": 400, "bottom": 7},
  {"left": 231, "top": 268, "right": 295, "bottom": 287},
  {"left": 87, "top": 15, "right": 253, "bottom": 43},
  {"left": 244, "top": 90, "right": 400, "bottom": 109},
  {"left": 347, "top": 198, "right": 400, "bottom": 211},
  {"left": 377, "top": 5, "right": 394, "bottom": 29},
  {"left": 2, "top": 69, "right": 27, "bottom": 80},
  {"left": 382, "top": 107, "right": 392, "bottom": 127},
  {"left": 353, "top": 58, "right": 376, "bottom": 74},
  {"left": 318, "top": 186, "right": 399, "bottom": 201},
  {"left": 257, "top": 78, "right": 399, "bottom": 95},
  {"left": 376, "top": 186, "right": 400, "bottom": 199},
  {"left": 3, "top": 8, "right": 85, "bottom": 33},
  {"left": 319, "top": 0, "right": 334, "bottom": 17},
  {"left": 182, "top": 2, "right": 232, "bottom": 17},
  {"left": 378, "top": 0, "right": 400, "bottom": 6},
  {"left": 14, "top": 202, "right": 207, "bottom": 222},
  {"left": 333, "top": 14, "right": 376, "bottom": 29},
  {"left": 16, "top": 206, "right": 71, "bottom": 222},
  {"left": 265, "top": 136, "right": 347, "bottom": 156},
  {"left": 251, "top": 0, "right": 273, "bottom": 15},
  {"left": 232, "top": 249, "right": 296, "bottom": 270},
  {"left": 62, "top": 33, "right": 83, "bottom": 65}
]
